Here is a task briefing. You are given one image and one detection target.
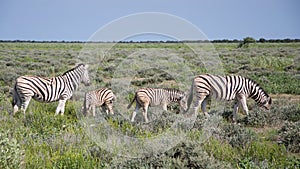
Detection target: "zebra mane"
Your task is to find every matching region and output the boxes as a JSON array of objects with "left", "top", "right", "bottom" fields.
[
  {"left": 62, "top": 64, "right": 85, "bottom": 76},
  {"left": 247, "top": 77, "right": 270, "bottom": 98}
]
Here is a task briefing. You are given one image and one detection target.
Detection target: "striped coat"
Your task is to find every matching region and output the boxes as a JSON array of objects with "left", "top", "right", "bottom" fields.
[
  {"left": 12, "top": 64, "right": 90, "bottom": 115},
  {"left": 128, "top": 88, "right": 188, "bottom": 123},
  {"left": 189, "top": 74, "right": 272, "bottom": 122},
  {"left": 83, "top": 88, "right": 116, "bottom": 117}
]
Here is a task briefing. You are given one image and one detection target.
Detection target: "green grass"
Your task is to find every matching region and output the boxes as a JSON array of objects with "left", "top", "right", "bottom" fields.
[
  {"left": 0, "top": 42, "right": 299, "bottom": 168},
  {"left": 203, "top": 127, "right": 299, "bottom": 169}
]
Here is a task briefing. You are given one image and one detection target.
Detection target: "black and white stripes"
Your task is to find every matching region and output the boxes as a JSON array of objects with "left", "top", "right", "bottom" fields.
[
  {"left": 12, "top": 64, "right": 90, "bottom": 115},
  {"left": 83, "top": 88, "right": 116, "bottom": 116},
  {"left": 127, "top": 88, "right": 188, "bottom": 123},
  {"left": 11, "top": 64, "right": 272, "bottom": 123},
  {"left": 190, "top": 74, "right": 272, "bottom": 122}
]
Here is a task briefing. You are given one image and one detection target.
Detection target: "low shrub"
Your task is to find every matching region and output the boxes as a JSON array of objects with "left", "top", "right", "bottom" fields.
[
  {"left": 208, "top": 120, "right": 256, "bottom": 149},
  {"left": 0, "top": 130, "right": 24, "bottom": 169},
  {"left": 243, "top": 109, "right": 270, "bottom": 127},
  {"left": 279, "top": 121, "right": 300, "bottom": 153},
  {"left": 115, "top": 140, "right": 232, "bottom": 168},
  {"left": 280, "top": 104, "right": 300, "bottom": 122}
]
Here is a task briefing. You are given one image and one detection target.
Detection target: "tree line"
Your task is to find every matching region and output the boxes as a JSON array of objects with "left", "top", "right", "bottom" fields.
[{"left": 0, "top": 38, "right": 300, "bottom": 43}]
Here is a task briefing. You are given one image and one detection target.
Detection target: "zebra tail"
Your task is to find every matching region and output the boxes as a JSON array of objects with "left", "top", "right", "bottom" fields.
[
  {"left": 12, "top": 82, "right": 19, "bottom": 107},
  {"left": 11, "top": 82, "right": 21, "bottom": 115},
  {"left": 187, "top": 79, "right": 194, "bottom": 111},
  {"left": 127, "top": 94, "right": 136, "bottom": 109}
]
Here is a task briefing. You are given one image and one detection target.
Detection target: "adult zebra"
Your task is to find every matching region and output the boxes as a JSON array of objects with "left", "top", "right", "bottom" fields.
[
  {"left": 128, "top": 88, "right": 188, "bottom": 123},
  {"left": 83, "top": 88, "right": 116, "bottom": 117},
  {"left": 12, "top": 64, "right": 90, "bottom": 115},
  {"left": 189, "top": 74, "right": 272, "bottom": 122}
]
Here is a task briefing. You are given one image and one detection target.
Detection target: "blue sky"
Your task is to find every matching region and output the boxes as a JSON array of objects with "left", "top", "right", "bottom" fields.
[{"left": 0, "top": 0, "right": 299, "bottom": 41}]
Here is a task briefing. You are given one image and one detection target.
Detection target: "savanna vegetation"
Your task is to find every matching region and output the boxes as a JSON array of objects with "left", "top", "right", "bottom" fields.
[{"left": 0, "top": 41, "right": 299, "bottom": 168}]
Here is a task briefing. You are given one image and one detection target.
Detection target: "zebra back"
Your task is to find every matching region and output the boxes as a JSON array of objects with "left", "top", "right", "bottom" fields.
[{"left": 162, "top": 88, "right": 186, "bottom": 103}]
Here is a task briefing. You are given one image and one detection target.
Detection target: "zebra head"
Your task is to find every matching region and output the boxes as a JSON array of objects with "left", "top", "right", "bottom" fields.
[
  {"left": 80, "top": 64, "right": 91, "bottom": 86},
  {"left": 260, "top": 95, "right": 272, "bottom": 110},
  {"left": 179, "top": 93, "right": 188, "bottom": 112}
]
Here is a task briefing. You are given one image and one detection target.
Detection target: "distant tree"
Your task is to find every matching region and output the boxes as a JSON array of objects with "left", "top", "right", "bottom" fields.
[
  {"left": 243, "top": 37, "right": 256, "bottom": 44},
  {"left": 259, "top": 38, "right": 266, "bottom": 43},
  {"left": 232, "top": 39, "right": 240, "bottom": 43},
  {"left": 238, "top": 37, "right": 256, "bottom": 48}
]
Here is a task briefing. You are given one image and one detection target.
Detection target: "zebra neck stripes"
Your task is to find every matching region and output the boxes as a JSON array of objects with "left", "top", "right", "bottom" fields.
[{"left": 62, "top": 69, "right": 81, "bottom": 91}]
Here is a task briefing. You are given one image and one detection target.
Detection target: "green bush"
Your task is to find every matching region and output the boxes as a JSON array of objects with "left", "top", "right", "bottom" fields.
[
  {"left": 115, "top": 141, "right": 232, "bottom": 168},
  {"left": 0, "top": 130, "right": 24, "bottom": 169},
  {"left": 243, "top": 109, "right": 269, "bottom": 127},
  {"left": 208, "top": 120, "right": 256, "bottom": 149},
  {"left": 238, "top": 37, "right": 256, "bottom": 48},
  {"left": 279, "top": 121, "right": 300, "bottom": 153}
]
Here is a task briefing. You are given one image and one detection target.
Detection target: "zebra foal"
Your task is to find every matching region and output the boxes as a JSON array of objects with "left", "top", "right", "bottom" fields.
[
  {"left": 127, "top": 88, "right": 188, "bottom": 123},
  {"left": 189, "top": 74, "right": 272, "bottom": 122},
  {"left": 83, "top": 88, "right": 116, "bottom": 117},
  {"left": 12, "top": 64, "right": 90, "bottom": 115}
]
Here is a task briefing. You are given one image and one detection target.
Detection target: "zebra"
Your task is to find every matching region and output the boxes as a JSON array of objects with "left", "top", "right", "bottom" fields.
[
  {"left": 127, "top": 88, "right": 188, "bottom": 123},
  {"left": 12, "top": 64, "right": 90, "bottom": 115},
  {"left": 189, "top": 74, "right": 272, "bottom": 122},
  {"left": 82, "top": 88, "right": 116, "bottom": 117}
]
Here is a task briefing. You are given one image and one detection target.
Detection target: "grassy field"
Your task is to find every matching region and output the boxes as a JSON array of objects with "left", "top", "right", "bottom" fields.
[{"left": 0, "top": 42, "right": 299, "bottom": 168}]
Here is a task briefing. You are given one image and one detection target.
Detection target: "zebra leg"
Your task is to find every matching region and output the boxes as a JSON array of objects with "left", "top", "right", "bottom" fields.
[
  {"left": 239, "top": 96, "right": 249, "bottom": 116},
  {"left": 193, "top": 96, "right": 206, "bottom": 116},
  {"left": 193, "top": 100, "right": 201, "bottom": 116},
  {"left": 201, "top": 97, "right": 210, "bottom": 117},
  {"left": 55, "top": 99, "right": 67, "bottom": 116},
  {"left": 106, "top": 102, "right": 114, "bottom": 115},
  {"left": 101, "top": 105, "right": 107, "bottom": 115},
  {"left": 131, "top": 104, "right": 140, "bottom": 122},
  {"left": 162, "top": 103, "right": 168, "bottom": 111},
  {"left": 92, "top": 105, "right": 96, "bottom": 117},
  {"left": 21, "top": 97, "right": 32, "bottom": 115},
  {"left": 143, "top": 105, "right": 149, "bottom": 123},
  {"left": 233, "top": 101, "right": 239, "bottom": 123},
  {"left": 85, "top": 105, "right": 91, "bottom": 116}
]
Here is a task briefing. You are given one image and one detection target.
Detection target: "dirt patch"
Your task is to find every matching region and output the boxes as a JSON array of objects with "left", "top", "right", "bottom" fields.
[{"left": 270, "top": 94, "right": 300, "bottom": 102}]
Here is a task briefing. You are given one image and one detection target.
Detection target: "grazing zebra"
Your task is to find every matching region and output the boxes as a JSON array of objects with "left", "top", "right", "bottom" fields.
[
  {"left": 189, "top": 74, "right": 272, "bottom": 122},
  {"left": 127, "top": 88, "right": 188, "bottom": 123},
  {"left": 12, "top": 64, "right": 90, "bottom": 115},
  {"left": 83, "top": 88, "right": 116, "bottom": 117}
]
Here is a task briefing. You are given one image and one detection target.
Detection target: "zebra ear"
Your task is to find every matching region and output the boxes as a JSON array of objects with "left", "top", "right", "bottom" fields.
[{"left": 179, "top": 95, "right": 184, "bottom": 100}]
